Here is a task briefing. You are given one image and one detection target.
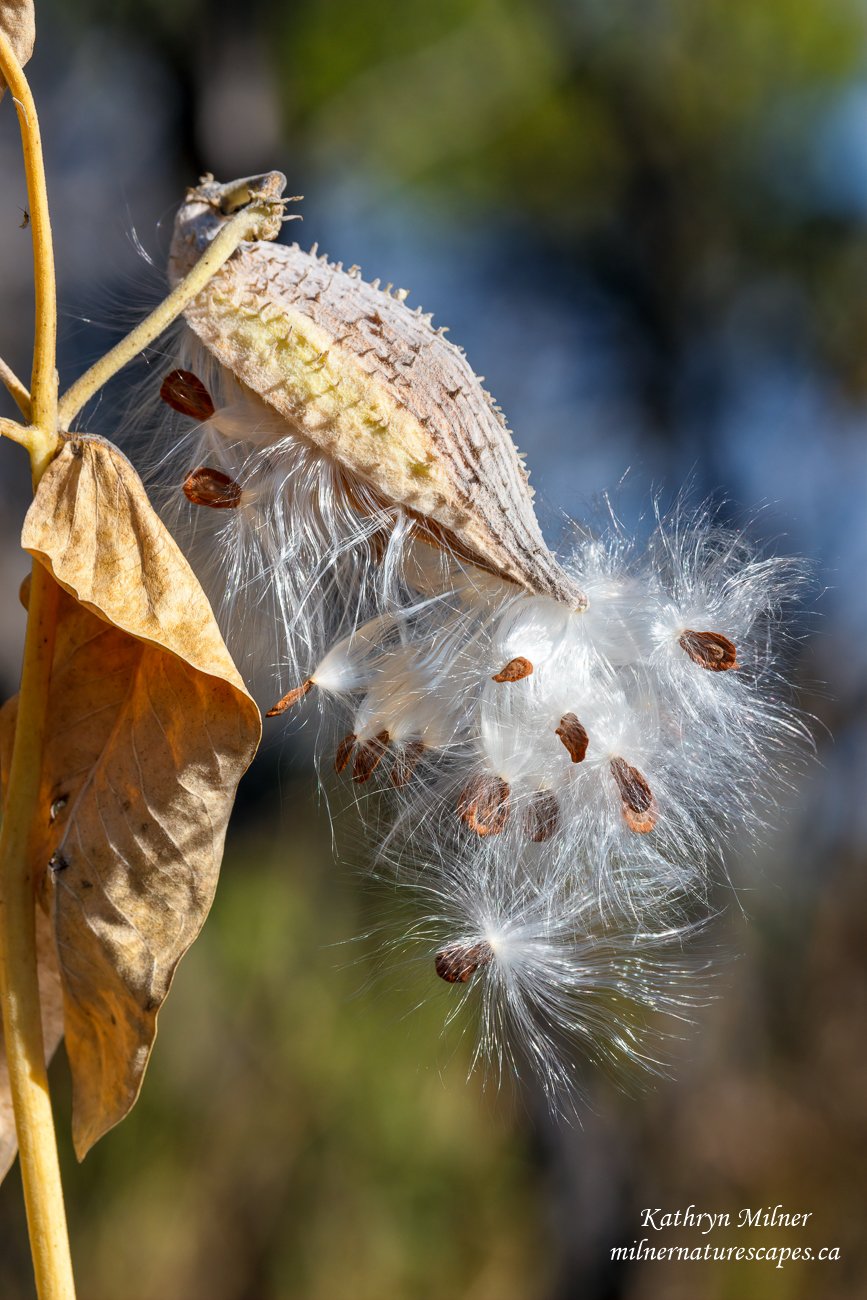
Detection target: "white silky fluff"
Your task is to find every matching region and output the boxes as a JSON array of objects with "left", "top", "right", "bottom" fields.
[
  {"left": 137, "top": 331, "right": 432, "bottom": 695},
  {"left": 388, "top": 847, "right": 714, "bottom": 1109},
  {"left": 136, "top": 327, "right": 809, "bottom": 1111}
]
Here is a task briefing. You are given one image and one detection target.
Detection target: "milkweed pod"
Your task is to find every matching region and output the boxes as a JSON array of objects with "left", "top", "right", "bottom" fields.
[{"left": 169, "top": 172, "right": 586, "bottom": 610}]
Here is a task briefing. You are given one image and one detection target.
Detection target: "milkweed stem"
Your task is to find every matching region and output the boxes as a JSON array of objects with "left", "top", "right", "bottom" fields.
[{"left": 0, "top": 31, "right": 74, "bottom": 1299}]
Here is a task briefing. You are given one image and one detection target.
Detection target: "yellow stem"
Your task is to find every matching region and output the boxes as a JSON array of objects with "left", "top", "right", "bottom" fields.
[
  {"left": 0, "top": 35, "right": 73, "bottom": 1299},
  {"left": 58, "top": 205, "right": 271, "bottom": 429},
  {"left": 0, "top": 32, "right": 58, "bottom": 447},
  {"left": 0, "top": 416, "right": 31, "bottom": 447},
  {"left": 0, "top": 356, "right": 32, "bottom": 421},
  {"left": 0, "top": 562, "right": 74, "bottom": 1300}
]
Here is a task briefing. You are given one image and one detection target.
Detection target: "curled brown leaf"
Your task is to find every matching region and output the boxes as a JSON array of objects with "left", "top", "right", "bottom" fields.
[{"left": 0, "top": 434, "right": 261, "bottom": 1163}]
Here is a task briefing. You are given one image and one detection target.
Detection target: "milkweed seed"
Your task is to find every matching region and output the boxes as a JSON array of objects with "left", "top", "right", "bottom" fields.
[
  {"left": 556, "top": 713, "right": 589, "bottom": 763},
  {"left": 524, "top": 790, "right": 560, "bottom": 842},
  {"left": 492, "top": 656, "right": 533, "bottom": 683},
  {"left": 159, "top": 368, "right": 216, "bottom": 421},
  {"left": 182, "top": 466, "right": 242, "bottom": 509},
  {"left": 335, "top": 733, "right": 357, "bottom": 774},
  {"left": 434, "top": 940, "right": 494, "bottom": 983},
  {"left": 609, "top": 756, "right": 657, "bottom": 833},
  {"left": 353, "top": 731, "right": 390, "bottom": 783},
  {"left": 266, "top": 679, "right": 313, "bottom": 716},
  {"left": 457, "top": 775, "right": 511, "bottom": 836},
  {"left": 678, "top": 629, "right": 738, "bottom": 672}
]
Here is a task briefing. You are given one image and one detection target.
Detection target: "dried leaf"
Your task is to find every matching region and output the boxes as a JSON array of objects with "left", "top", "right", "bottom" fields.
[
  {"left": 0, "top": 434, "right": 260, "bottom": 1162},
  {"left": 0, "top": 904, "right": 65, "bottom": 1183},
  {"left": 0, "top": 583, "right": 66, "bottom": 1183},
  {"left": 0, "top": 0, "right": 35, "bottom": 100}
]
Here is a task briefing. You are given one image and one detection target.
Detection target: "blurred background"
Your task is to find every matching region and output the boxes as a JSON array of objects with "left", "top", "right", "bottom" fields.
[{"left": 0, "top": 0, "right": 866, "bottom": 1296}]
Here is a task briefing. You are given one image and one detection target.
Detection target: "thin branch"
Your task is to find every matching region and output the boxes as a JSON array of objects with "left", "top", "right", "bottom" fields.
[
  {"left": 0, "top": 31, "right": 58, "bottom": 446},
  {"left": 0, "top": 415, "right": 31, "bottom": 447},
  {"left": 0, "top": 355, "right": 32, "bottom": 421},
  {"left": 58, "top": 204, "right": 277, "bottom": 429}
]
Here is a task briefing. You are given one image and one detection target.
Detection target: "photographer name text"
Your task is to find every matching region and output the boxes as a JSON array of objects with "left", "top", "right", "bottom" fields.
[{"left": 640, "top": 1204, "right": 811, "bottom": 1235}]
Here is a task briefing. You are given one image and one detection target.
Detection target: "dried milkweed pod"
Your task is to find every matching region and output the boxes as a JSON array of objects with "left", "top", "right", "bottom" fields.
[{"left": 168, "top": 172, "right": 586, "bottom": 609}]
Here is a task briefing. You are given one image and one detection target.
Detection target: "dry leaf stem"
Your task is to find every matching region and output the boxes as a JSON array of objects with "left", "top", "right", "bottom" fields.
[
  {"left": 0, "top": 354, "right": 32, "bottom": 420},
  {"left": 0, "top": 562, "right": 74, "bottom": 1300},
  {"left": 0, "top": 30, "right": 58, "bottom": 468},
  {"left": 58, "top": 204, "right": 278, "bottom": 429}
]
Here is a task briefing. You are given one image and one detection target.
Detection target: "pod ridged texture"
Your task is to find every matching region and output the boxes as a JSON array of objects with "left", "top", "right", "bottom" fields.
[{"left": 170, "top": 173, "right": 585, "bottom": 608}]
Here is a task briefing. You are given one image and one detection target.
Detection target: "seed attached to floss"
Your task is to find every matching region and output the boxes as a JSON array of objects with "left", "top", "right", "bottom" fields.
[
  {"left": 556, "top": 713, "right": 589, "bottom": 763},
  {"left": 159, "top": 368, "right": 216, "bottom": 421},
  {"left": 391, "top": 740, "right": 425, "bottom": 788},
  {"left": 492, "top": 656, "right": 533, "bottom": 683},
  {"left": 335, "top": 733, "right": 357, "bottom": 774},
  {"left": 434, "top": 940, "right": 494, "bottom": 984},
  {"left": 609, "top": 756, "right": 657, "bottom": 834},
  {"left": 678, "top": 629, "right": 738, "bottom": 672},
  {"left": 182, "top": 466, "right": 243, "bottom": 509},
  {"left": 266, "top": 679, "right": 313, "bottom": 717},
  {"left": 352, "top": 731, "right": 390, "bottom": 783},
  {"left": 524, "top": 790, "right": 560, "bottom": 842},
  {"left": 457, "top": 775, "right": 511, "bottom": 837}
]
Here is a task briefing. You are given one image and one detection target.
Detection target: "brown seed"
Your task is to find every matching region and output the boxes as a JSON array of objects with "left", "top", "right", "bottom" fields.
[
  {"left": 524, "top": 790, "right": 560, "bottom": 842},
  {"left": 492, "top": 656, "right": 534, "bottom": 683},
  {"left": 266, "top": 679, "right": 313, "bottom": 717},
  {"left": 352, "top": 730, "right": 390, "bottom": 783},
  {"left": 555, "top": 713, "right": 589, "bottom": 763},
  {"left": 457, "top": 775, "right": 511, "bottom": 836},
  {"left": 434, "top": 940, "right": 494, "bottom": 984},
  {"left": 391, "top": 740, "right": 425, "bottom": 787},
  {"left": 183, "top": 466, "right": 242, "bottom": 509},
  {"left": 609, "top": 756, "right": 657, "bottom": 833},
  {"left": 335, "top": 733, "right": 357, "bottom": 774},
  {"left": 159, "top": 368, "right": 216, "bottom": 421},
  {"left": 678, "top": 629, "right": 738, "bottom": 672}
]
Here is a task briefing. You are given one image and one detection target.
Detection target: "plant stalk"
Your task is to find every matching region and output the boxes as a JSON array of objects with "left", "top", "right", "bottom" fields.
[
  {"left": 0, "top": 562, "right": 74, "bottom": 1300},
  {"left": 0, "top": 31, "right": 74, "bottom": 1300},
  {"left": 0, "top": 32, "right": 58, "bottom": 462},
  {"left": 0, "top": 356, "right": 32, "bottom": 421}
]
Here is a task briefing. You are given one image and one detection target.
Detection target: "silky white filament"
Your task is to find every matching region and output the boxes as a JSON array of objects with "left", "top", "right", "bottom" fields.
[{"left": 134, "top": 305, "right": 808, "bottom": 1112}]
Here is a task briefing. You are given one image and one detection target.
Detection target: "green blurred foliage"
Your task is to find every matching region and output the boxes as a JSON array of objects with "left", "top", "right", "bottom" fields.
[{"left": 272, "top": 0, "right": 867, "bottom": 399}]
